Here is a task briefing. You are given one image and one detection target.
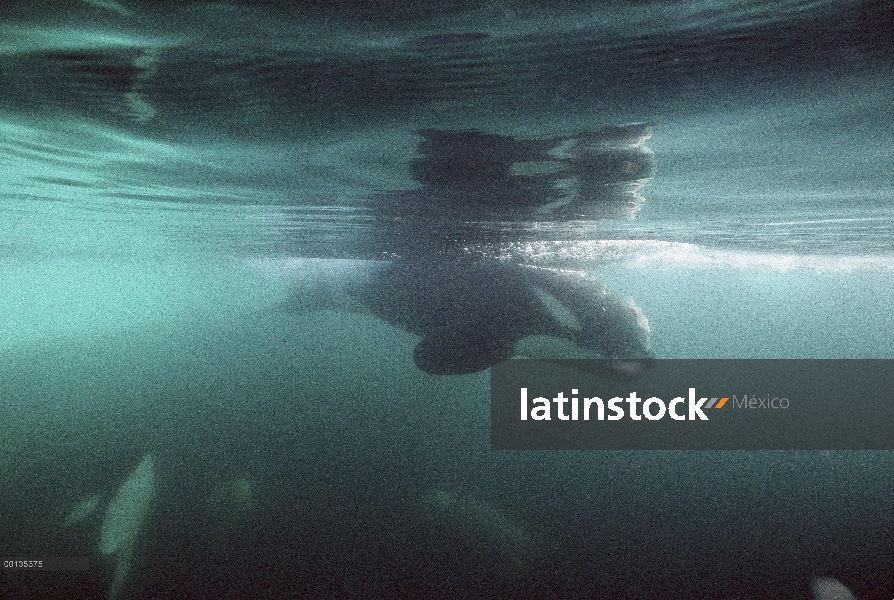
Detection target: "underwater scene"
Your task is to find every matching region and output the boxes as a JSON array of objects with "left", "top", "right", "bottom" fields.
[{"left": 1, "top": 0, "right": 892, "bottom": 598}]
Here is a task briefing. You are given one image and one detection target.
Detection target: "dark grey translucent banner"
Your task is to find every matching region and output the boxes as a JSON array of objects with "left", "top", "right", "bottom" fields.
[{"left": 491, "top": 360, "right": 894, "bottom": 450}]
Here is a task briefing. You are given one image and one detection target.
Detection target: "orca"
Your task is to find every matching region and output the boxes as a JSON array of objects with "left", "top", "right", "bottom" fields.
[
  {"left": 271, "top": 256, "right": 652, "bottom": 376},
  {"left": 271, "top": 125, "right": 655, "bottom": 375},
  {"left": 812, "top": 577, "right": 858, "bottom": 600},
  {"left": 355, "top": 257, "right": 652, "bottom": 375}
]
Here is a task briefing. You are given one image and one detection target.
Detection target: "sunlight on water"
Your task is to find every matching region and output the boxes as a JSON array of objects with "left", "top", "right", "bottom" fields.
[{"left": 627, "top": 243, "right": 894, "bottom": 274}]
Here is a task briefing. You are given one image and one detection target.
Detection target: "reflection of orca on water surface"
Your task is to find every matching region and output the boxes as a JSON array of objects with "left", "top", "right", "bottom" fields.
[
  {"left": 281, "top": 125, "right": 655, "bottom": 374},
  {"left": 368, "top": 124, "right": 655, "bottom": 253}
]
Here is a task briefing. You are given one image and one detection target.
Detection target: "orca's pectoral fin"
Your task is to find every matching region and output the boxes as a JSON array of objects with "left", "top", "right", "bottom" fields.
[{"left": 413, "top": 331, "right": 510, "bottom": 375}]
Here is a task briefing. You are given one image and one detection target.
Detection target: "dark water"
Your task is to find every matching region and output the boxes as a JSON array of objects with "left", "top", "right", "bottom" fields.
[{"left": 1, "top": 1, "right": 893, "bottom": 598}]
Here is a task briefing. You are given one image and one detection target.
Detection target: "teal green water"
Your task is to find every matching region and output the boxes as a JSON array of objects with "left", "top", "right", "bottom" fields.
[{"left": 1, "top": 0, "right": 892, "bottom": 598}]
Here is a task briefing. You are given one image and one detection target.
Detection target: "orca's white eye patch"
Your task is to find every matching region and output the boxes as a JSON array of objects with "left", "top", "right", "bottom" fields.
[{"left": 531, "top": 286, "right": 582, "bottom": 331}]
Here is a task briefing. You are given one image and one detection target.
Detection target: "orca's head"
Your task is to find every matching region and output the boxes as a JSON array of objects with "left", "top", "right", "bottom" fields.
[
  {"left": 524, "top": 276, "right": 654, "bottom": 379},
  {"left": 584, "top": 293, "right": 653, "bottom": 361},
  {"left": 581, "top": 294, "right": 653, "bottom": 380}
]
